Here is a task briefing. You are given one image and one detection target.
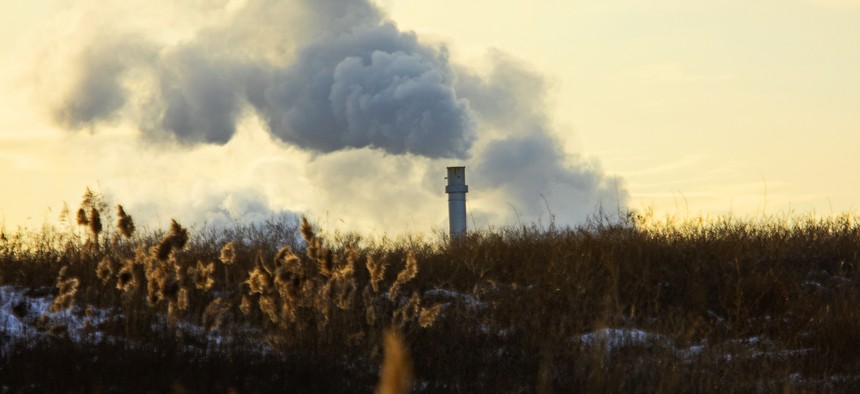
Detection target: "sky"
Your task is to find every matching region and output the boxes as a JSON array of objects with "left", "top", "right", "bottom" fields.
[{"left": 1, "top": 0, "right": 858, "bottom": 234}]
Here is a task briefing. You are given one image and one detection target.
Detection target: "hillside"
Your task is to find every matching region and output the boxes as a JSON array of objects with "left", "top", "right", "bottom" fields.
[{"left": 2, "top": 200, "right": 860, "bottom": 392}]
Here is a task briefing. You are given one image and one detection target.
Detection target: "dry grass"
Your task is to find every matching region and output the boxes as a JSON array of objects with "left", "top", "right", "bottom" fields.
[
  {"left": 2, "top": 190, "right": 860, "bottom": 392},
  {"left": 377, "top": 329, "right": 413, "bottom": 394}
]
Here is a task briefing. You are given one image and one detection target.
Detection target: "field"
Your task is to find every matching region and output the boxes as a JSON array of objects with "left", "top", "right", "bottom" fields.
[{"left": 2, "top": 191, "right": 860, "bottom": 393}]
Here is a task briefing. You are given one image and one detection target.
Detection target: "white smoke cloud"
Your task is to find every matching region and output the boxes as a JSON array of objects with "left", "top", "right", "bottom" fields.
[
  {"left": 29, "top": 0, "right": 627, "bottom": 232},
  {"left": 46, "top": 0, "right": 476, "bottom": 158}
]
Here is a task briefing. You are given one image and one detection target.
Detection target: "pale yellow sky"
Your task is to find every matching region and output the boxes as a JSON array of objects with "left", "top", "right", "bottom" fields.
[
  {"left": 1, "top": 0, "right": 859, "bottom": 231},
  {"left": 386, "top": 0, "right": 860, "bottom": 216}
]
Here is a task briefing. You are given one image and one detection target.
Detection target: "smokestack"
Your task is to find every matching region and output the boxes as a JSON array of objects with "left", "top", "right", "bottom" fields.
[{"left": 445, "top": 166, "right": 468, "bottom": 238}]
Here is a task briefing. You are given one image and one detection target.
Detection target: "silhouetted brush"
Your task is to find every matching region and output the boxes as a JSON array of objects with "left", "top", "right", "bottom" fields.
[
  {"left": 76, "top": 208, "right": 89, "bottom": 226},
  {"left": 12, "top": 300, "right": 28, "bottom": 318},
  {"left": 89, "top": 207, "right": 102, "bottom": 237},
  {"left": 363, "top": 286, "right": 378, "bottom": 326}
]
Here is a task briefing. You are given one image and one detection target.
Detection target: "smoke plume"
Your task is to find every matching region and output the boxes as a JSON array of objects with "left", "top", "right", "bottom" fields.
[
  {"left": 50, "top": 0, "right": 475, "bottom": 158},
  {"left": 39, "top": 0, "right": 627, "bottom": 229},
  {"left": 457, "top": 53, "right": 627, "bottom": 222}
]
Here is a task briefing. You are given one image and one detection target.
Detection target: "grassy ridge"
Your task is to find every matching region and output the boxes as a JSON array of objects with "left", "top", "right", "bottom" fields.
[{"left": 2, "top": 193, "right": 860, "bottom": 392}]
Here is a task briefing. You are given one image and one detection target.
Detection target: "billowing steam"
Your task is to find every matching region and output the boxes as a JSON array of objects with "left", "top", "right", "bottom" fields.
[
  {"left": 53, "top": 1, "right": 475, "bottom": 158},
  {"left": 458, "top": 53, "right": 625, "bottom": 222},
  {"left": 40, "top": 0, "right": 627, "bottom": 230}
]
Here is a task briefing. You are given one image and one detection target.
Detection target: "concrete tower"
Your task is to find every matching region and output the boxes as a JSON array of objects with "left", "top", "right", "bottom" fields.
[{"left": 445, "top": 167, "right": 468, "bottom": 238}]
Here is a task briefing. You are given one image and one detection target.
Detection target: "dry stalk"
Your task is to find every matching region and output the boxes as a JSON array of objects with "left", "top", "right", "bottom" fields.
[{"left": 376, "top": 330, "right": 413, "bottom": 394}]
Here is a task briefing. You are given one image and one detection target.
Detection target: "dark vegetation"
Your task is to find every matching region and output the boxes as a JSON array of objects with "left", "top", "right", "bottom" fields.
[{"left": 2, "top": 189, "right": 860, "bottom": 393}]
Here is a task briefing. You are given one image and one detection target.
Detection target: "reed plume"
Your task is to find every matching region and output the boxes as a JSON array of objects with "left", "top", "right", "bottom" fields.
[
  {"left": 51, "top": 267, "right": 79, "bottom": 312},
  {"left": 335, "top": 246, "right": 357, "bottom": 278},
  {"left": 116, "top": 205, "right": 135, "bottom": 238},
  {"left": 300, "top": 217, "right": 333, "bottom": 276},
  {"left": 388, "top": 252, "right": 418, "bottom": 300},
  {"left": 336, "top": 276, "right": 357, "bottom": 311},
  {"left": 146, "top": 276, "right": 162, "bottom": 306},
  {"left": 219, "top": 242, "right": 235, "bottom": 265},
  {"left": 89, "top": 207, "right": 102, "bottom": 238},
  {"left": 96, "top": 256, "right": 116, "bottom": 285},
  {"left": 418, "top": 304, "right": 443, "bottom": 328},
  {"left": 394, "top": 291, "right": 421, "bottom": 328},
  {"left": 376, "top": 330, "right": 413, "bottom": 394},
  {"left": 317, "top": 245, "right": 333, "bottom": 277},
  {"left": 274, "top": 246, "right": 300, "bottom": 272},
  {"left": 272, "top": 246, "right": 307, "bottom": 314},
  {"left": 247, "top": 263, "right": 273, "bottom": 295},
  {"left": 273, "top": 266, "right": 292, "bottom": 288},
  {"left": 203, "top": 298, "right": 231, "bottom": 332},
  {"left": 154, "top": 219, "right": 189, "bottom": 261},
  {"left": 159, "top": 273, "right": 181, "bottom": 303},
  {"left": 76, "top": 208, "right": 89, "bottom": 226},
  {"left": 173, "top": 255, "right": 189, "bottom": 283},
  {"left": 366, "top": 255, "right": 387, "bottom": 293},
  {"left": 300, "top": 216, "right": 315, "bottom": 245},
  {"left": 191, "top": 260, "right": 215, "bottom": 291},
  {"left": 116, "top": 259, "right": 137, "bottom": 292},
  {"left": 302, "top": 224, "right": 317, "bottom": 253},
  {"left": 164, "top": 281, "right": 188, "bottom": 325},
  {"left": 280, "top": 298, "right": 298, "bottom": 326},
  {"left": 177, "top": 288, "right": 189, "bottom": 311},
  {"left": 239, "top": 295, "right": 252, "bottom": 316},
  {"left": 364, "top": 286, "right": 378, "bottom": 326},
  {"left": 259, "top": 295, "right": 278, "bottom": 323},
  {"left": 320, "top": 246, "right": 358, "bottom": 310},
  {"left": 316, "top": 279, "right": 334, "bottom": 327},
  {"left": 276, "top": 274, "right": 301, "bottom": 326},
  {"left": 145, "top": 259, "right": 176, "bottom": 306}
]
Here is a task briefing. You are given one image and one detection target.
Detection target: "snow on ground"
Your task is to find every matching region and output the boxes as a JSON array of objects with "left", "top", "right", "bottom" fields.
[
  {"left": 0, "top": 284, "right": 278, "bottom": 356},
  {"left": 0, "top": 286, "right": 33, "bottom": 337},
  {"left": 0, "top": 283, "right": 828, "bottom": 375},
  {"left": 423, "top": 288, "right": 487, "bottom": 311},
  {"left": 0, "top": 285, "right": 113, "bottom": 351},
  {"left": 570, "top": 327, "right": 814, "bottom": 367},
  {"left": 577, "top": 328, "right": 664, "bottom": 350}
]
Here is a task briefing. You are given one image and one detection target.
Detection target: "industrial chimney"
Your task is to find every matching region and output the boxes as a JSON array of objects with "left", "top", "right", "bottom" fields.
[{"left": 445, "top": 167, "right": 468, "bottom": 238}]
